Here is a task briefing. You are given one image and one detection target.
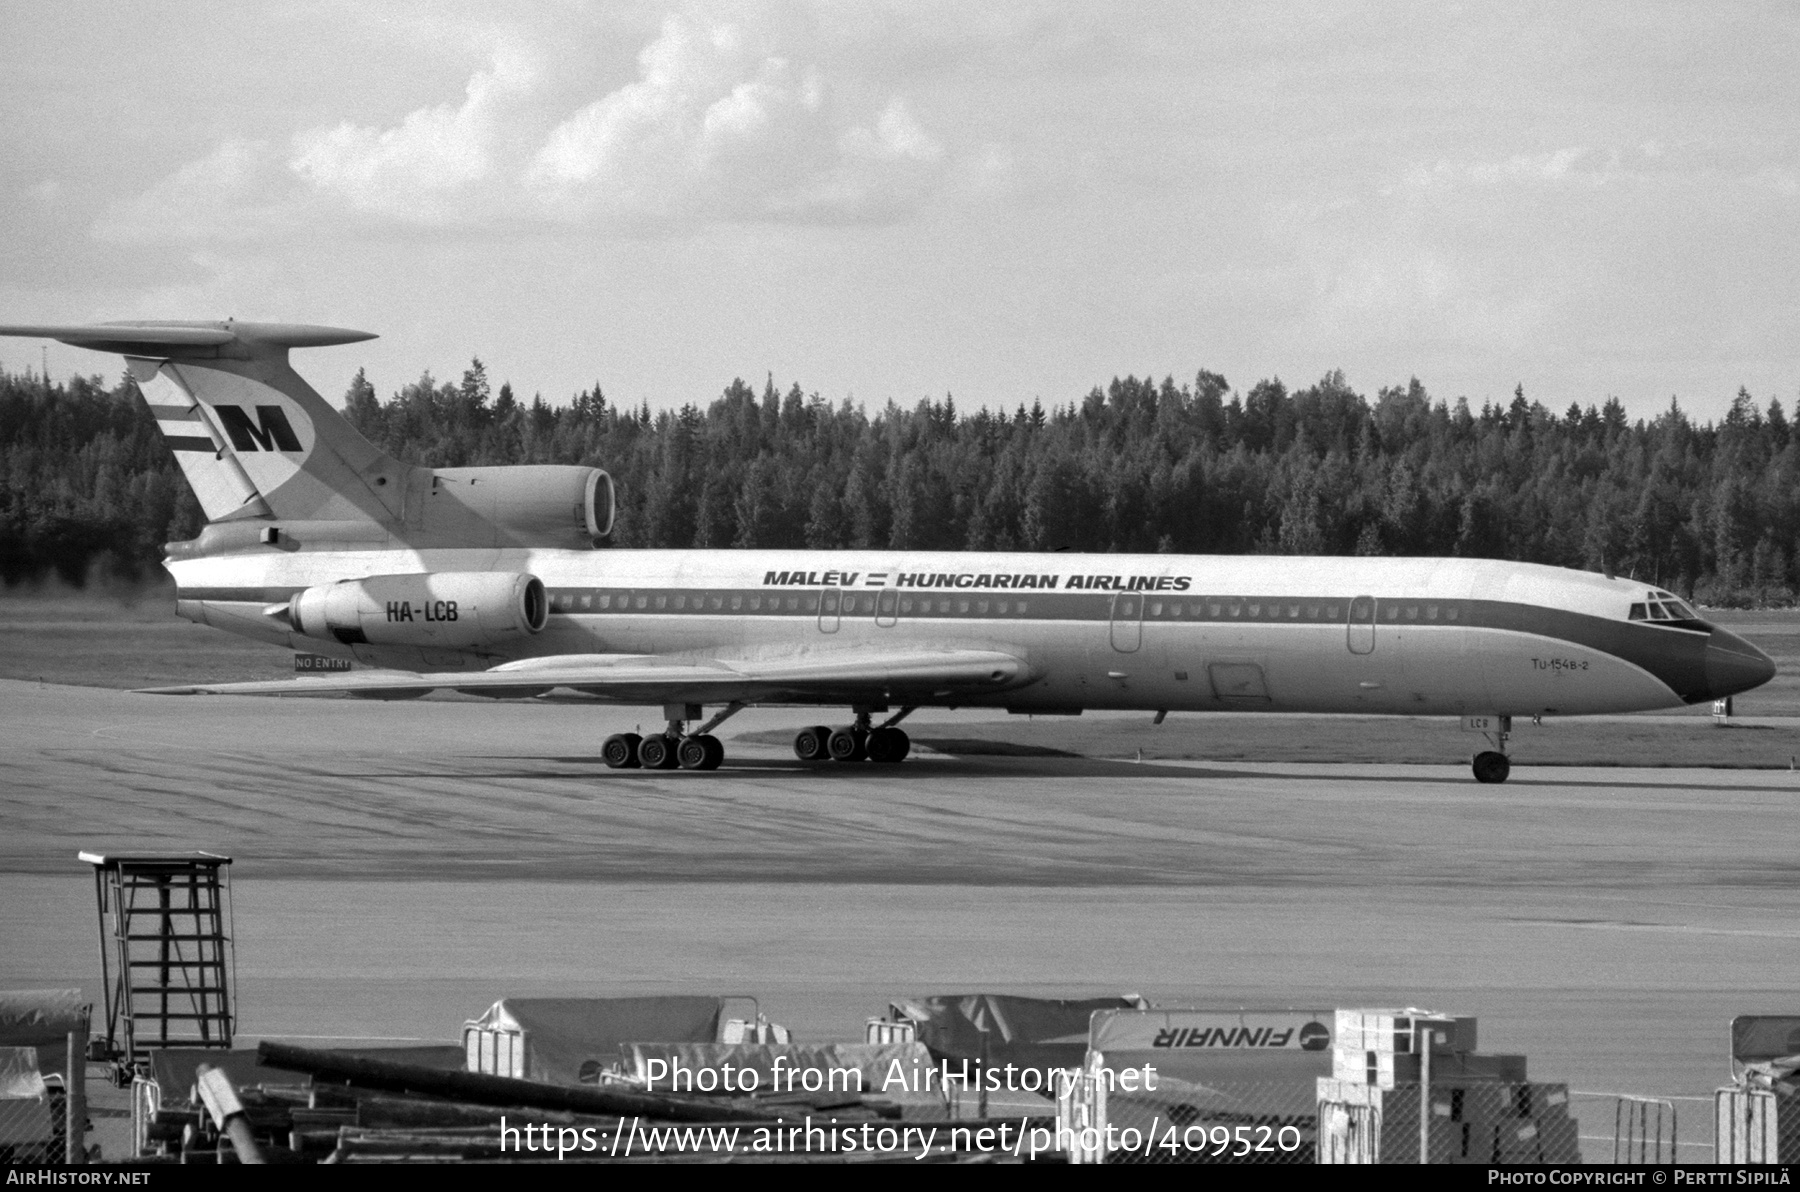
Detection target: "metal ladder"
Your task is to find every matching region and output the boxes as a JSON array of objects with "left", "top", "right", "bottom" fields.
[{"left": 81, "top": 852, "right": 234, "bottom": 1075}]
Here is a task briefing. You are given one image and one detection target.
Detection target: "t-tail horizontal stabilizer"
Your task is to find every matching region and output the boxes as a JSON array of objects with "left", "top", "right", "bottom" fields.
[
  {"left": 0, "top": 319, "right": 401, "bottom": 528},
  {"left": 0, "top": 321, "right": 376, "bottom": 357}
]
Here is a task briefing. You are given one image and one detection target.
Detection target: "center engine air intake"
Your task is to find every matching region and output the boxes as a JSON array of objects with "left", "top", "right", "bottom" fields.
[
  {"left": 289, "top": 572, "right": 548, "bottom": 650},
  {"left": 418, "top": 465, "right": 614, "bottom": 548}
]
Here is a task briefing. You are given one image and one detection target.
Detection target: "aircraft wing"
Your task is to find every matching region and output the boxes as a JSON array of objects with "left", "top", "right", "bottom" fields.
[{"left": 137, "top": 649, "right": 1031, "bottom": 704}]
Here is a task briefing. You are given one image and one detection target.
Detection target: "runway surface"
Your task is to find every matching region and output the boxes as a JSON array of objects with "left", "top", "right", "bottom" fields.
[{"left": 4, "top": 677, "right": 1798, "bottom": 1117}]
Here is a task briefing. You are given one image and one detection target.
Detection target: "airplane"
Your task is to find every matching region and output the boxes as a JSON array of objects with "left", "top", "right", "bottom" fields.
[{"left": 0, "top": 319, "right": 1775, "bottom": 783}]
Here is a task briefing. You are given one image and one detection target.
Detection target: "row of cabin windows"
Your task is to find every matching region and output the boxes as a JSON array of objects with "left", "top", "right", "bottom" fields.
[
  {"left": 548, "top": 590, "right": 1037, "bottom": 616},
  {"left": 546, "top": 589, "right": 1465, "bottom": 623}
]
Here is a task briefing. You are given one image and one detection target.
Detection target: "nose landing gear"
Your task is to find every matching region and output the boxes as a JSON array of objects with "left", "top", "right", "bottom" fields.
[
  {"left": 1472, "top": 750, "right": 1511, "bottom": 784},
  {"left": 1471, "top": 715, "right": 1512, "bottom": 784}
]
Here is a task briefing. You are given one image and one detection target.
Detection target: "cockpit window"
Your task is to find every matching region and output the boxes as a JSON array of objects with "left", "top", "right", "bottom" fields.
[{"left": 1631, "top": 595, "right": 1701, "bottom": 623}]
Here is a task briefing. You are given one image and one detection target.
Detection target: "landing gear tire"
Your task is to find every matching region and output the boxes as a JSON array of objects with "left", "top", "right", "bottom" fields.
[
  {"left": 1472, "top": 750, "right": 1511, "bottom": 784},
  {"left": 603, "top": 733, "right": 642, "bottom": 769},
  {"left": 638, "top": 733, "right": 680, "bottom": 769},
  {"left": 828, "top": 727, "right": 868, "bottom": 762},
  {"left": 678, "top": 734, "right": 724, "bottom": 771},
  {"left": 793, "top": 726, "right": 831, "bottom": 761},
  {"left": 867, "top": 727, "right": 911, "bottom": 763}
]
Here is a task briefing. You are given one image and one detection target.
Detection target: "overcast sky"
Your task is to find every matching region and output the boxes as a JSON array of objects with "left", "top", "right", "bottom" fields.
[{"left": 2, "top": 2, "right": 1795, "bottom": 421}]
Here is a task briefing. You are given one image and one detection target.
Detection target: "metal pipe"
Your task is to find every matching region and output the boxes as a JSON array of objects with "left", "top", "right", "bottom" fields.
[{"left": 65, "top": 1016, "right": 87, "bottom": 1164}]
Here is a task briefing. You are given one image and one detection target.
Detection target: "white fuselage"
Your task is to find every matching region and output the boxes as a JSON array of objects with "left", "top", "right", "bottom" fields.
[{"left": 171, "top": 548, "right": 1713, "bottom": 717}]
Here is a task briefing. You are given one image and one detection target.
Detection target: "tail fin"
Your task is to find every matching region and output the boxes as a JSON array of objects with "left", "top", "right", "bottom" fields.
[{"left": 0, "top": 320, "right": 405, "bottom": 525}]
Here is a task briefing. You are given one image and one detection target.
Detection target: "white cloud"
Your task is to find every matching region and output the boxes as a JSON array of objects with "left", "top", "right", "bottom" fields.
[
  {"left": 95, "top": 139, "right": 302, "bottom": 244},
  {"left": 525, "top": 13, "right": 946, "bottom": 225},
  {"left": 288, "top": 44, "right": 536, "bottom": 224},
  {"left": 1397, "top": 147, "right": 1605, "bottom": 192},
  {"left": 98, "top": 14, "right": 948, "bottom": 241}
]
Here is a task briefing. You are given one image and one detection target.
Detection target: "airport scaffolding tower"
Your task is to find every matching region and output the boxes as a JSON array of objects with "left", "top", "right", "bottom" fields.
[{"left": 79, "top": 852, "right": 235, "bottom": 1078}]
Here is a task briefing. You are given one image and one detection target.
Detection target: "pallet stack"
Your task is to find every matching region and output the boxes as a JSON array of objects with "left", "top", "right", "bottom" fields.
[{"left": 1316, "top": 1008, "right": 1579, "bottom": 1164}]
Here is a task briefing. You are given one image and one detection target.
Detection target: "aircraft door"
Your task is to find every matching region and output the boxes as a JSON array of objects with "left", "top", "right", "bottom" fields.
[
  {"left": 1347, "top": 595, "right": 1375, "bottom": 654},
  {"left": 1110, "top": 591, "right": 1143, "bottom": 652},
  {"left": 818, "top": 587, "right": 841, "bottom": 634},
  {"left": 875, "top": 587, "right": 898, "bottom": 628}
]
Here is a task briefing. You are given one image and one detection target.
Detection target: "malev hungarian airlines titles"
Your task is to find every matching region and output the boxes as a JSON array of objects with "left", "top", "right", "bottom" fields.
[{"left": 2, "top": 321, "right": 1772, "bottom": 783}]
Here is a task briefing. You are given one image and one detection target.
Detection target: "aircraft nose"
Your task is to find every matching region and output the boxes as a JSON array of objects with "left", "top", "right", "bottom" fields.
[{"left": 1703, "top": 627, "right": 1776, "bottom": 701}]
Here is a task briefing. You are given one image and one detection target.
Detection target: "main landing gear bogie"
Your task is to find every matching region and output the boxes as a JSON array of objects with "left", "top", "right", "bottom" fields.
[
  {"left": 794, "top": 709, "right": 915, "bottom": 765},
  {"left": 602, "top": 703, "right": 742, "bottom": 772},
  {"left": 600, "top": 729, "right": 724, "bottom": 771}
]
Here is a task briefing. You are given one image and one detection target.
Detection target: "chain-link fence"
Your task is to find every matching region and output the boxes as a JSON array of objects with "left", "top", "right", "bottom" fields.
[
  {"left": 0, "top": 1048, "right": 68, "bottom": 1165},
  {"left": 1057, "top": 1070, "right": 1590, "bottom": 1164},
  {"left": 0, "top": 992, "right": 90, "bottom": 1164},
  {"left": 1058, "top": 1074, "right": 1318, "bottom": 1164}
]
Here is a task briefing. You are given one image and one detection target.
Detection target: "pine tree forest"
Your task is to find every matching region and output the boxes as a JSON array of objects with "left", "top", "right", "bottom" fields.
[{"left": 4, "top": 359, "right": 1798, "bottom": 607}]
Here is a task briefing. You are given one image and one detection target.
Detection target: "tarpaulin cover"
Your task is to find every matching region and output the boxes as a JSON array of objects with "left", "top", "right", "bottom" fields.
[
  {"left": 0, "top": 990, "right": 85, "bottom": 1050},
  {"left": 464, "top": 997, "right": 723, "bottom": 1086},
  {"left": 891, "top": 994, "right": 1142, "bottom": 1071},
  {"left": 0, "top": 1048, "right": 53, "bottom": 1145},
  {"left": 0, "top": 1048, "right": 47, "bottom": 1099},
  {"left": 1732, "top": 1016, "right": 1800, "bottom": 1073},
  {"left": 622, "top": 1042, "right": 943, "bottom": 1108},
  {"left": 148, "top": 1048, "right": 292, "bottom": 1101}
]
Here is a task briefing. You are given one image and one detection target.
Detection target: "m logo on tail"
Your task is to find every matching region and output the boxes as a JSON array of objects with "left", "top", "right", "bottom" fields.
[{"left": 216, "top": 404, "right": 303, "bottom": 452}]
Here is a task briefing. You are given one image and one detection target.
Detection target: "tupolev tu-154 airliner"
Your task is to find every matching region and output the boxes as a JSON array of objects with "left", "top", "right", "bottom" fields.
[{"left": 1, "top": 320, "right": 1775, "bottom": 783}]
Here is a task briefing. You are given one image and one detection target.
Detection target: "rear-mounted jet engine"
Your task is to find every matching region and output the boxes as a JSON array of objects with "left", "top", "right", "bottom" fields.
[{"left": 288, "top": 572, "right": 548, "bottom": 650}]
